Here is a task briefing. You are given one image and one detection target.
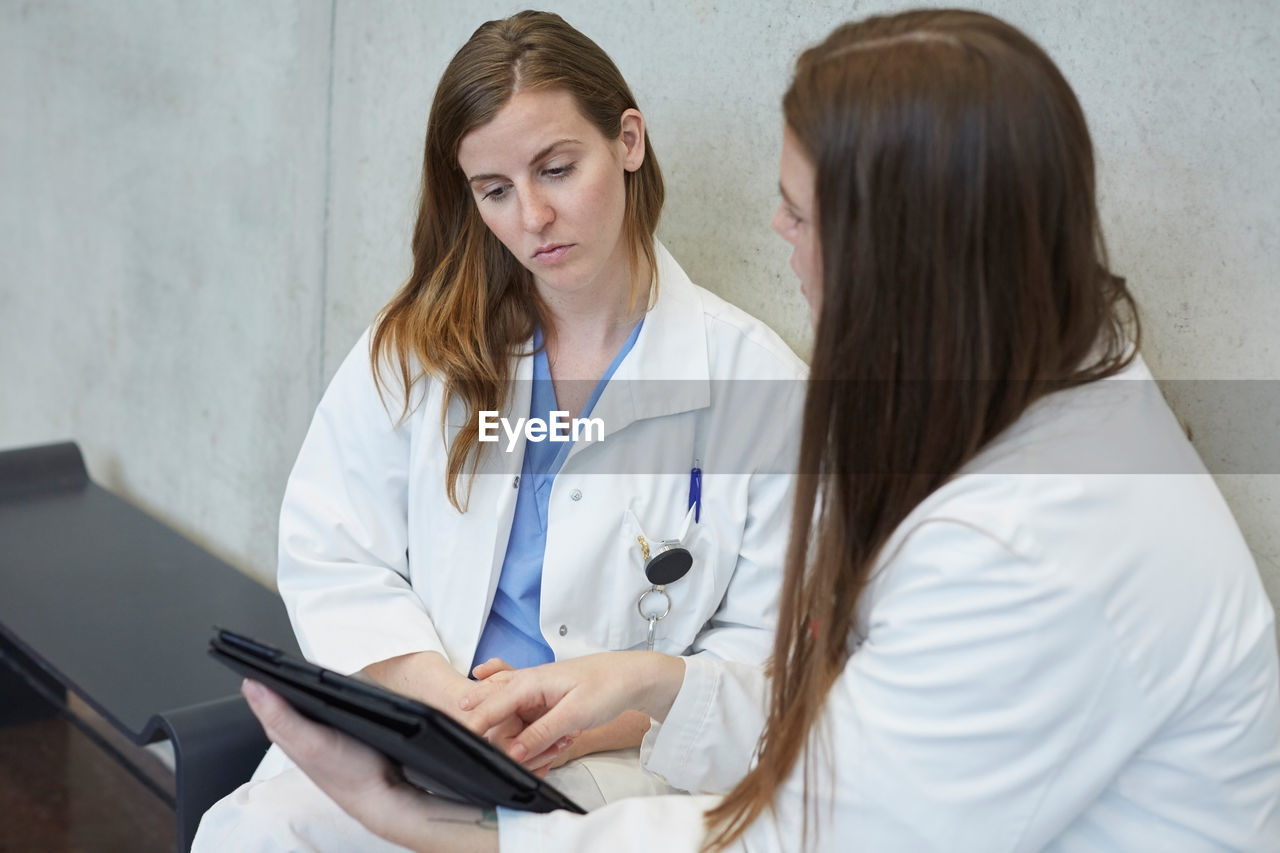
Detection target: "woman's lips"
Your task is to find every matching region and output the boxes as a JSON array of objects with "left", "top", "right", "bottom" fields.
[{"left": 532, "top": 244, "right": 573, "bottom": 264}]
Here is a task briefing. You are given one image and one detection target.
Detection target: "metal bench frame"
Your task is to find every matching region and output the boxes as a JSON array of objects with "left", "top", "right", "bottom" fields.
[{"left": 0, "top": 441, "right": 299, "bottom": 851}]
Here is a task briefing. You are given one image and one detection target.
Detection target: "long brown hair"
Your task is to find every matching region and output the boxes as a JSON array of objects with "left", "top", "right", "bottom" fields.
[
  {"left": 705, "top": 10, "right": 1139, "bottom": 849},
  {"left": 371, "top": 10, "right": 664, "bottom": 510}
]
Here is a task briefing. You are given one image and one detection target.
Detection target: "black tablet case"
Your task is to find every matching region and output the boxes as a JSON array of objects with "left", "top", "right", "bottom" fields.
[{"left": 209, "top": 629, "right": 585, "bottom": 815}]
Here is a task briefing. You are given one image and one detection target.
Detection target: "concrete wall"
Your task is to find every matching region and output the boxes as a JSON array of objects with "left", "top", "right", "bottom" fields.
[
  {"left": 3, "top": 1, "right": 1278, "bottom": 624},
  {"left": 1, "top": 1, "right": 332, "bottom": 576}
]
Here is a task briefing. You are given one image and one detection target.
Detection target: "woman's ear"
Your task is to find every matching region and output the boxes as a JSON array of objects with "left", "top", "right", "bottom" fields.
[{"left": 618, "top": 108, "right": 646, "bottom": 173}]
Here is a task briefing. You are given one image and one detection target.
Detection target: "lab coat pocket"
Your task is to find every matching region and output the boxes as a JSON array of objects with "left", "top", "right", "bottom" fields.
[{"left": 615, "top": 505, "right": 715, "bottom": 653}]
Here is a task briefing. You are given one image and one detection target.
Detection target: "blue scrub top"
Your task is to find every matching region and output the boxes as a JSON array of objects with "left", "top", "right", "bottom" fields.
[{"left": 470, "top": 321, "right": 643, "bottom": 673}]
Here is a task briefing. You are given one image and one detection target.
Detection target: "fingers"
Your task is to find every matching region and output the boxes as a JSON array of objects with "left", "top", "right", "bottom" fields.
[
  {"left": 460, "top": 667, "right": 601, "bottom": 762},
  {"left": 243, "top": 680, "right": 474, "bottom": 847},
  {"left": 482, "top": 707, "right": 579, "bottom": 771},
  {"left": 459, "top": 677, "right": 538, "bottom": 734},
  {"left": 243, "top": 679, "right": 331, "bottom": 757},
  {"left": 461, "top": 674, "right": 582, "bottom": 764},
  {"left": 481, "top": 713, "right": 525, "bottom": 750},
  {"left": 505, "top": 702, "right": 582, "bottom": 762},
  {"left": 525, "top": 735, "right": 579, "bottom": 771},
  {"left": 242, "top": 679, "right": 385, "bottom": 790},
  {"left": 471, "top": 657, "right": 514, "bottom": 680}
]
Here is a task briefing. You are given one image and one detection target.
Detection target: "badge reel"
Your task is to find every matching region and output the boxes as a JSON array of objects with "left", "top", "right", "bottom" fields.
[{"left": 636, "top": 536, "right": 693, "bottom": 651}]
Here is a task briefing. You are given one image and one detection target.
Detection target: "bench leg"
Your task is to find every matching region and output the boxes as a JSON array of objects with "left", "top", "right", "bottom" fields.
[
  {"left": 155, "top": 695, "right": 270, "bottom": 852},
  {"left": 0, "top": 636, "right": 66, "bottom": 726}
]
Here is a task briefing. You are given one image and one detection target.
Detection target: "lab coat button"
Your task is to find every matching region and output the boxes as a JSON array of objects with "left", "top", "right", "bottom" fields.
[
  {"left": 559, "top": 624, "right": 568, "bottom": 636},
  {"left": 570, "top": 489, "right": 582, "bottom": 501},
  {"left": 513, "top": 476, "right": 520, "bottom": 489}
]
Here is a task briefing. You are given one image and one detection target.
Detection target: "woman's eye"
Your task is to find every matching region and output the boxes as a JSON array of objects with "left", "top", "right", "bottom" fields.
[
  {"left": 543, "top": 163, "right": 576, "bottom": 180},
  {"left": 481, "top": 185, "right": 509, "bottom": 202}
]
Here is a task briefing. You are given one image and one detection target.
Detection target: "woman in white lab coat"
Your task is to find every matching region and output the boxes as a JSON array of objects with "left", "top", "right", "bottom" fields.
[
  {"left": 193, "top": 9, "right": 804, "bottom": 850},
  {"left": 240, "top": 8, "right": 1280, "bottom": 852}
]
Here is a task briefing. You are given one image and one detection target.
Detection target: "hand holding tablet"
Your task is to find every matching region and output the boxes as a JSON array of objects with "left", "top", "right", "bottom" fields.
[{"left": 208, "top": 628, "right": 585, "bottom": 815}]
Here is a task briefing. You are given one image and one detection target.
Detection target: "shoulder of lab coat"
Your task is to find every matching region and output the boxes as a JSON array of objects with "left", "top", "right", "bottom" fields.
[{"left": 616, "top": 241, "right": 807, "bottom": 386}]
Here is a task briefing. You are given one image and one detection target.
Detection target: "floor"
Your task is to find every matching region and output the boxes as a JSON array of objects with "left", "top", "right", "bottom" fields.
[{"left": 0, "top": 715, "right": 173, "bottom": 853}]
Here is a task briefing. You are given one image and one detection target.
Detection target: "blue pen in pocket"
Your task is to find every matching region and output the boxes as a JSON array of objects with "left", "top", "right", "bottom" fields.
[{"left": 688, "top": 460, "right": 702, "bottom": 523}]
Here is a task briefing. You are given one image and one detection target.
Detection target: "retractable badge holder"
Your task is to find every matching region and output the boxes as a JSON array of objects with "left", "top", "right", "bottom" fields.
[{"left": 636, "top": 536, "right": 693, "bottom": 651}]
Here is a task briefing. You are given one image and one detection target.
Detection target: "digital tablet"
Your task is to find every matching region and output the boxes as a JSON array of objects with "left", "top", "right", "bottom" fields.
[{"left": 209, "top": 628, "right": 585, "bottom": 814}]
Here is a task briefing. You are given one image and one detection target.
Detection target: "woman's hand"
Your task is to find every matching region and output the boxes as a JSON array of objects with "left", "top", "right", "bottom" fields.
[
  {"left": 469, "top": 657, "right": 567, "bottom": 774},
  {"left": 459, "top": 651, "right": 685, "bottom": 766},
  {"left": 241, "top": 679, "right": 498, "bottom": 853},
  {"left": 363, "top": 650, "right": 476, "bottom": 723},
  {"left": 473, "top": 657, "right": 654, "bottom": 771},
  {"left": 364, "top": 651, "right": 542, "bottom": 770}
]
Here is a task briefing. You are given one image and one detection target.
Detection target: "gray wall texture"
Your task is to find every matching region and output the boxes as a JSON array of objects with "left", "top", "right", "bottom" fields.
[{"left": 3, "top": 2, "right": 1278, "bottom": 628}]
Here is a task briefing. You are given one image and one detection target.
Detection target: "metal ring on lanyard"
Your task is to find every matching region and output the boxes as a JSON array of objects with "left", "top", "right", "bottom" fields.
[{"left": 637, "top": 587, "right": 672, "bottom": 621}]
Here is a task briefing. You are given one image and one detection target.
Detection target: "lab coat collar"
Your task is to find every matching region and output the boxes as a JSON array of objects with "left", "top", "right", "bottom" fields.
[
  {"left": 589, "top": 241, "right": 712, "bottom": 434},
  {"left": 497, "top": 242, "right": 711, "bottom": 467},
  {"left": 614, "top": 241, "right": 711, "bottom": 386}
]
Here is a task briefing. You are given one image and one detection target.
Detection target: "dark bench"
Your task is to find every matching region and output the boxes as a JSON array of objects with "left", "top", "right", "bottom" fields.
[{"left": 0, "top": 441, "right": 300, "bottom": 851}]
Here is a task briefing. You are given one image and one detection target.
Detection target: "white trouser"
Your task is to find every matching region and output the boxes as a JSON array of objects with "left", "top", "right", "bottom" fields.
[{"left": 192, "top": 743, "right": 680, "bottom": 852}]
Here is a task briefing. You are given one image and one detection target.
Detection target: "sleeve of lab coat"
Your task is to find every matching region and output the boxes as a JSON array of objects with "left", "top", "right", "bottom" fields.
[
  {"left": 502, "top": 517, "right": 1154, "bottom": 852},
  {"left": 642, "top": 656, "right": 767, "bottom": 795},
  {"left": 277, "top": 331, "right": 447, "bottom": 675}
]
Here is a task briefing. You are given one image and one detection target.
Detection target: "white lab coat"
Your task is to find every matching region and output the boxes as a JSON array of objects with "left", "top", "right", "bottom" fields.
[
  {"left": 192, "top": 245, "right": 807, "bottom": 852},
  {"left": 499, "top": 356, "right": 1280, "bottom": 851},
  {"left": 279, "top": 242, "right": 807, "bottom": 677}
]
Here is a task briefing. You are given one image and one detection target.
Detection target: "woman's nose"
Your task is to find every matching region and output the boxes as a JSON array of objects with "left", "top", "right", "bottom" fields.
[
  {"left": 769, "top": 204, "right": 789, "bottom": 239},
  {"left": 521, "top": 188, "right": 554, "bottom": 232}
]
